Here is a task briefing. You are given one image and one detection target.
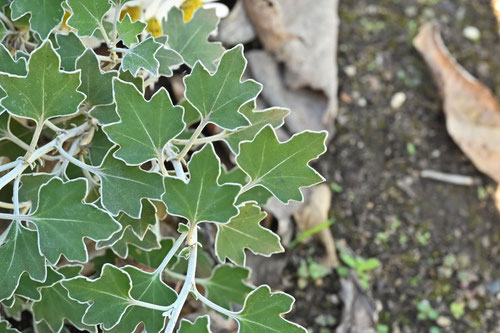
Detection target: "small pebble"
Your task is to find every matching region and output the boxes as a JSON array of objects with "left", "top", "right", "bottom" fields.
[
  {"left": 358, "top": 97, "right": 367, "bottom": 107},
  {"left": 344, "top": 65, "right": 357, "bottom": 77},
  {"left": 390, "top": 92, "right": 407, "bottom": 109},
  {"left": 437, "top": 316, "right": 452, "bottom": 327},
  {"left": 468, "top": 298, "right": 479, "bottom": 310},
  {"left": 463, "top": 26, "right": 481, "bottom": 41}
]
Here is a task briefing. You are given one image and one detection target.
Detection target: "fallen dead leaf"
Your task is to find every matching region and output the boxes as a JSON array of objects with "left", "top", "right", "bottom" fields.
[
  {"left": 413, "top": 22, "right": 500, "bottom": 184},
  {"left": 293, "top": 184, "right": 339, "bottom": 268}
]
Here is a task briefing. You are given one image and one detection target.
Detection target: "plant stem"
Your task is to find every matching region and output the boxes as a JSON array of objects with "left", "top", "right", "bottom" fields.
[
  {"left": 191, "top": 286, "right": 238, "bottom": 319},
  {"left": 0, "top": 122, "right": 92, "bottom": 191},
  {"left": 0, "top": 11, "right": 15, "bottom": 31},
  {"left": 98, "top": 22, "right": 112, "bottom": 47},
  {"left": 56, "top": 143, "right": 101, "bottom": 175},
  {"left": 165, "top": 145, "right": 186, "bottom": 182},
  {"left": 164, "top": 228, "right": 198, "bottom": 332},
  {"left": 173, "top": 118, "right": 209, "bottom": 162},
  {"left": 110, "top": 3, "right": 123, "bottom": 48},
  {"left": 25, "top": 121, "right": 44, "bottom": 161},
  {"left": 12, "top": 176, "right": 20, "bottom": 217},
  {"left": 131, "top": 299, "right": 173, "bottom": 312},
  {"left": 111, "top": 47, "right": 130, "bottom": 54},
  {"left": 153, "top": 232, "right": 187, "bottom": 277},
  {"left": 0, "top": 213, "right": 28, "bottom": 221},
  {"left": 45, "top": 120, "right": 66, "bottom": 133},
  {"left": 171, "top": 131, "right": 228, "bottom": 146},
  {"left": 0, "top": 159, "right": 22, "bottom": 173},
  {"left": 164, "top": 269, "right": 207, "bottom": 285}
]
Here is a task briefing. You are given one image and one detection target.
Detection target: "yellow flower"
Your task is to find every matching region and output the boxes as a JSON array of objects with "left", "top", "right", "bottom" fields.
[
  {"left": 180, "top": 0, "right": 203, "bottom": 22},
  {"left": 146, "top": 17, "right": 162, "bottom": 37},
  {"left": 120, "top": 5, "right": 142, "bottom": 22}
]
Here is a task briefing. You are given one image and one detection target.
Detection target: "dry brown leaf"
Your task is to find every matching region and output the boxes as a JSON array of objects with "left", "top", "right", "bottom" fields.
[
  {"left": 293, "top": 184, "right": 339, "bottom": 268},
  {"left": 413, "top": 22, "right": 500, "bottom": 183},
  {"left": 241, "top": 0, "right": 338, "bottom": 138}
]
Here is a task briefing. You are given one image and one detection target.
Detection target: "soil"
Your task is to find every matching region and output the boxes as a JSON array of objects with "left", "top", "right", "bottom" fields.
[{"left": 286, "top": 0, "right": 500, "bottom": 332}]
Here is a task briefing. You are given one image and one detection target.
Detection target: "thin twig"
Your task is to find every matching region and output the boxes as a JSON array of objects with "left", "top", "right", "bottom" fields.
[{"left": 420, "top": 169, "right": 476, "bottom": 186}]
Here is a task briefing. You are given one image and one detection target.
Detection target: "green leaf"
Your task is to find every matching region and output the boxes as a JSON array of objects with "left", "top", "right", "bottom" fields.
[
  {"left": 156, "top": 47, "right": 182, "bottom": 77},
  {"left": 0, "top": 44, "right": 27, "bottom": 76},
  {"left": 163, "top": 7, "right": 224, "bottom": 71},
  {"left": 32, "top": 282, "right": 97, "bottom": 333},
  {"left": 55, "top": 32, "right": 86, "bottom": 71},
  {"left": 236, "top": 286, "right": 305, "bottom": 333},
  {"left": 87, "top": 128, "right": 115, "bottom": 166},
  {"left": 19, "top": 173, "right": 54, "bottom": 212},
  {"left": 204, "top": 265, "right": 253, "bottom": 310},
  {"left": 2, "top": 296, "right": 24, "bottom": 320},
  {"left": 219, "top": 166, "right": 272, "bottom": 205},
  {"left": 117, "top": 14, "right": 146, "bottom": 47},
  {"left": 236, "top": 126, "right": 327, "bottom": 203},
  {"left": 215, "top": 203, "right": 283, "bottom": 266},
  {"left": 14, "top": 266, "right": 63, "bottom": 301},
  {"left": 10, "top": 0, "right": 64, "bottom": 39},
  {"left": 30, "top": 178, "right": 120, "bottom": 264},
  {"left": 103, "top": 79, "right": 184, "bottom": 165},
  {"left": 177, "top": 315, "right": 210, "bottom": 333},
  {"left": 116, "top": 199, "right": 157, "bottom": 240},
  {"left": 162, "top": 144, "right": 240, "bottom": 224},
  {"left": 66, "top": 0, "right": 111, "bottom": 36},
  {"left": 184, "top": 45, "right": 260, "bottom": 130},
  {"left": 62, "top": 264, "right": 134, "bottom": 330},
  {"left": 76, "top": 49, "right": 117, "bottom": 108},
  {"left": 128, "top": 238, "right": 175, "bottom": 268},
  {"left": 90, "top": 103, "right": 119, "bottom": 125},
  {"left": 105, "top": 265, "right": 177, "bottom": 333},
  {"left": 224, "top": 101, "right": 289, "bottom": 154},
  {"left": 122, "top": 37, "right": 162, "bottom": 76},
  {"left": 0, "top": 41, "right": 85, "bottom": 123},
  {"left": 0, "top": 223, "right": 46, "bottom": 301},
  {"left": 101, "top": 227, "right": 160, "bottom": 258},
  {"left": 98, "top": 152, "right": 165, "bottom": 217}
]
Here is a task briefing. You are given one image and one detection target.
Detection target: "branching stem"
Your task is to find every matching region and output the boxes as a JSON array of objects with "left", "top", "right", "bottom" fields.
[
  {"left": 153, "top": 232, "right": 187, "bottom": 277},
  {"left": 191, "top": 286, "right": 238, "bottom": 319},
  {"left": 173, "top": 118, "right": 209, "bottom": 162},
  {"left": 171, "top": 131, "right": 228, "bottom": 146},
  {"left": 164, "top": 228, "right": 198, "bottom": 332}
]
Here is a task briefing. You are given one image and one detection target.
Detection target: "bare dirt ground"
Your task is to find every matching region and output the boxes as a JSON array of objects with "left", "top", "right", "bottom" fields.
[{"left": 287, "top": 0, "right": 500, "bottom": 332}]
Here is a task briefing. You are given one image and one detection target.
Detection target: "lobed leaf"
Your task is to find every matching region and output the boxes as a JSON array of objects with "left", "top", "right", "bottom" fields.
[
  {"left": 98, "top": 151, "right": 164, "bottom": 217},
  {"left": 30, "top": 178, "right": 121, "bottom": 264},
  {"left": 162, "top": 143, "right": 240, "bottom": 224},
  {"left": 55, "top": 32, "right": 86, "bottom": 71},
  {"left": 62, "top": 264, "right": 134, "bottom": 330},
  {"left": 0, "top": 223, "right": 46, "bottom": 301},
  {"left": 162, "top": 7, "right": 224, "bottom": 71},
  {"left": 66, "top": 0, "right": 112, "bottom": 36},
  {"left": 236, "top": 126, "right": 327, "bottom": 203},
  {"left": 76, "top": 49, "right": 117, "bottom": 108},
  {"left": 105, "top": 265, "right": 177, "bottom": 333},
  {"left": 235, "top": 286, "right": 306, "bottom": 333},
  {"left": 32, "top": 282, "right": 97, "bottom": 333},
  {"left": 0, "top": 41, "right": 85, "bottom": 123},
  {"left": 117, "top": 14, "right": 146, "bottom": 48},
  {"left": 203, "top": 265, "right": 253, "bottom": 310},
  {"left": 215, "top": 203, "right": 283, "bottom": 266},
  {"left": 122, "top": 37, "right": 162, "bottom": 77},
  {"left": 104, "top": 79, "right": 184, "bottom": 165},
  {"left": 10, "top": 0, "right": 64, "bottom": 39},
  {"left": 184, "top": 45, "right": 261, "bottom": 130}
]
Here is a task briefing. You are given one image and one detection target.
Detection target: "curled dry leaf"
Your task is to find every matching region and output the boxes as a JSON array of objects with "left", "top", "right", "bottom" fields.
[
  {"left": 241, "top": 0, "right": 338, "bottom": 138},
  {"left": 293, "top": 184, "right": 339, "bottom": 268},
  {"left": 413, "top": 22, "right": 500, "bottom": 184}
]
